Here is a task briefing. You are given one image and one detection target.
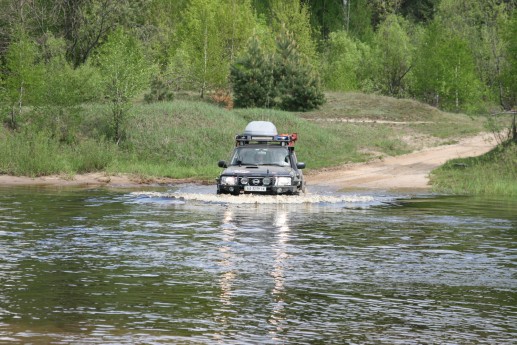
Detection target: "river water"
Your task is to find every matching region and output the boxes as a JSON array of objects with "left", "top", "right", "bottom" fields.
[{"left": 0, "top": 185, "right": 516, "bottom": 344}]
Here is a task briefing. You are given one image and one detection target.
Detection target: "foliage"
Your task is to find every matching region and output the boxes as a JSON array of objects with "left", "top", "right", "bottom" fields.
[
  {"left": 1, "top": 29, "right": 44, "bottom": 128},
  {"left": 230, "top": 35, "right": 274, "bottom": 108},
  {"left": 430, "top": 141, "right": 517, "bottom": 196},
  {"left": 0, "top": 0, "right": 514, "bottom": 116},
  {"left": 372, "top": 14, "right": 413, "bottom": 96},
  {"left": 174, "top": 0, "right": 256, "bottom": 96},
  {"left": 93, "top": 28, "right": 155, "bottom": 143},
  {"left": 231, "top": 29, "right": 325, "bottom": 112},
  {"left": 322, "top": 30, "right": 371, "bottom": 92},
  {"left": 144, "top": 75, "right": 175, "bottom": 103},
  {"left": 270, "top": 0, "right": 318, "bottom": 64},
  {"left": 272, "top": 28, "right": 325, "bottom": 111},
  {"left": 411, "top": 22, "right": 482, "bottom": 112},
  {"left": 65, "top": 0, "right": 136, "bottom": 66},
  {"left": 41, "top": 34, "right": 101, "bottom": 106},
  {"left": 501, "top": 11, "right": 517, "bottom": 110}
]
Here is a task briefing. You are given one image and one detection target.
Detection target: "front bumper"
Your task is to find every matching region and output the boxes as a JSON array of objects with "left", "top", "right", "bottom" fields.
[{"left": 216, "top": 180, "right": 300, "bottom": 195}]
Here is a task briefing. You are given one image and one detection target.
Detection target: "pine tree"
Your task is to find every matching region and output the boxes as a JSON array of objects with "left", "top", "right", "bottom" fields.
[
  {"left": 273, "top": 28, "right": 325, "bottom": 111},
  {"left": 230, "top": 28, "right": 324, "bottom": 111},
  {"left": 230, "top": 35, "right": 274, "bottom": 108}
]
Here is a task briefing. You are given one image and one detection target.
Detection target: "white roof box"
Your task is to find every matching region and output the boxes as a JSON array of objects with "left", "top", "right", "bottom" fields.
[{"left": 243, "top": 121, "right": 278, "bottom": 136}]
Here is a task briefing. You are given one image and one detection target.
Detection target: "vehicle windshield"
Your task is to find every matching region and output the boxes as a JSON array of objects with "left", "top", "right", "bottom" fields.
[{"left": 230, "top": 147, "right": 290, "bottom": 166}]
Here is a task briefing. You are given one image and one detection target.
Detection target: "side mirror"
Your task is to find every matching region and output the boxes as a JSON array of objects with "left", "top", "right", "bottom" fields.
[
  {"left": 297, "top": 162, "right": 306, "bottom": 169},
  {"left": 218, "top": 160, "right": 227, "bottom": 168}
]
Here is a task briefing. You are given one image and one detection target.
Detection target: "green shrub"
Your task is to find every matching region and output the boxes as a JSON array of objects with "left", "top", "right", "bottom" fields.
[{"left": 231, "top": 29, "right": 325, "bottom": 112}]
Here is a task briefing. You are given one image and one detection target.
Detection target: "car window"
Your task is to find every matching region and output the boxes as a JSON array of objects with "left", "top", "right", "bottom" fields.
[{"left": 231, "top": 147, "right": 289, "bottom": 166}]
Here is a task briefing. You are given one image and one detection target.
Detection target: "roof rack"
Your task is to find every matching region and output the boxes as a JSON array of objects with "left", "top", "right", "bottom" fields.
[{"left": 235, "top": 133, "right": 298, "bottom": 147}]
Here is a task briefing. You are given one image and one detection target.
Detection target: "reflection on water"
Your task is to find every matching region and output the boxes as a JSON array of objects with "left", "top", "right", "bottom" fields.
[{"left": 0, "top": 186, "right": 516, "bottom": 344}]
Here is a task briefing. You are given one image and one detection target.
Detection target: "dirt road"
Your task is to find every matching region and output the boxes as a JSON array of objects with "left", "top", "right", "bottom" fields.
[{"left": 305, "top": 133, "right": 497, "bottom": 192}]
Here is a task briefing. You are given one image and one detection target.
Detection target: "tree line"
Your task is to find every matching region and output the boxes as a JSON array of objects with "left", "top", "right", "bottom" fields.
[{"left": 1, "top": 0, "right": 516, "bottom": 141}]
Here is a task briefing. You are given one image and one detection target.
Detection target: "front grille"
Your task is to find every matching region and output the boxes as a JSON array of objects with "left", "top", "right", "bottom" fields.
[{"left": 239, "top": 176, "right": 272, "bottom": 186}]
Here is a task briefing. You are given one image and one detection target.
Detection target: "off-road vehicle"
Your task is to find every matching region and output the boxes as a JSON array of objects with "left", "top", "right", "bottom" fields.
[{"left": 216, "top": 121, "right": 306, "bottom": 195}]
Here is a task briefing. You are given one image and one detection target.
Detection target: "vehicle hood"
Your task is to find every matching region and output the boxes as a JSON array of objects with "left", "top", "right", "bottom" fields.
[{"left": 221, "top": 165, "right": 294, "bottom": 176}]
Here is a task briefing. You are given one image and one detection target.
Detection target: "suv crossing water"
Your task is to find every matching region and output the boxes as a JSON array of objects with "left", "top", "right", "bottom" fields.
[{"left": 216, "top": 121, "right": 306, "bottom": 195}]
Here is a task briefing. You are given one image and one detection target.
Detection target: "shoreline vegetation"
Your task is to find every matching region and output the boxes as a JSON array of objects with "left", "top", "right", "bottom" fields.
[
  {"left": 430, "top": 141, "right": 517, "bottom": 196},
  {"left": 1, "top": 92, "right": 515, "bottom": 196}
]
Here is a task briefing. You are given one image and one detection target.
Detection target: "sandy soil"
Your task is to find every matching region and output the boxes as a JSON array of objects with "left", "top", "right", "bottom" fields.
[
  {"left": 0, "top": 172, "right": 201, "bottom": 188},
  {"left": 305, "top": 132, "right": 497, "bottom": 192},
  {"left": 0, "top": 133, "right": 496, "bottom": 191}
]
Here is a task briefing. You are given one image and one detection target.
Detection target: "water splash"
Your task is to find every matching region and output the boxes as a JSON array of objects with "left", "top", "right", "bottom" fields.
[{"left": 131, "top": 191, "right": 376, "bottom": 205}]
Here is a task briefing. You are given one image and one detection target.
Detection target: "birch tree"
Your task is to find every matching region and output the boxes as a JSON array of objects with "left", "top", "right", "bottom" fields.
[
  {"left": 94, "top": 28, "right": 154, "bottom": 143},
  {"left": 175, "top": 0, "right": 256, "bottom": 96},
  {"left": 1, "top": 29, "right": 44, "bottom": 129}
]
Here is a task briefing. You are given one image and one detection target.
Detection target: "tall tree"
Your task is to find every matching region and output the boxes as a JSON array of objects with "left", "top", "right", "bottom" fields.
[
  {"left": 411, "top": 22, "right": 482, "bottom": 112},
  {"left": 304, "top": 0, "right": 347, "bottom": 40},
  {"left": 478, "top": 1, "right": 511, "bottom": 109},
  {"left": 501, "top": 11, "right": 517, "bottom": 111},
  {"left": 271, "top": 0, "right": 318, "bottom": 64},
  {"left": 174, "top": 0, "right": 256, "bottom": 96},
  {"left": 230, "top": 35, "right": 274, "bottom": 108},
  {"left": 322, "top": 30, "right": 370, "bottom": 91},
  {"left": 93, "top": 28, "right": 155, "bottom": 143},
  {"left": 273, "top": 27, "right": 325, "bottom": 111},
  {"left": 143, "top": 0, "right": 189, "bottom": 66},
  {"left": 230, "top": 28, "right": 324, "bottom": 111},
  {"left": 372, "top": 14, "right": 413, "bottom": 96},
  {"left": 1, "top": 28, "right": 44, "bottom": 129},
  {"left": 399, "top": 0, "right": 438, "bottom": 23}
]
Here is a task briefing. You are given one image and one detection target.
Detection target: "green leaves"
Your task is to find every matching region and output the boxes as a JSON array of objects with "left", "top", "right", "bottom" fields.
[
  {"left": 411, "top": 22, "right": 482, "bottom": 112},
  {"left": 322, "top": 31, "right": 369, "bottom": 92},
  {"left": 231, "top": 29, "right": 324, "bottom": 112},
  {"left": 372, "top": 14, "right": 413, "bottom": 96},
  {"left": 93, "top": 28, "right": 155, "bottom": 142},
  {"left": 175, "top": 0, "right": 256, "bottom": 96},
  {"left": 1, "top": 29, "right": 45, "bottom": 129},
  {"left": 230, "top": 35, "right": 274, "bottom": 108}
]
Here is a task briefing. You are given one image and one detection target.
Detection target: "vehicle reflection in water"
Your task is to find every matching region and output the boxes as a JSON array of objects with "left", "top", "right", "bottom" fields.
[
  {"left": 269, "top": 209, "right": 289, "bottom": 341},
  {"left": 219, "top": 207, "right": 237, "bottom": 306}
]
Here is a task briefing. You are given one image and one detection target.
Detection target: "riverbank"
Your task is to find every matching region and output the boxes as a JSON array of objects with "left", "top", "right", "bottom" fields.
[
  {"left": 0, "top": 93, "right": 500, "bottom": 191},
  {"left": 430, "top": 139, "right": 517, "bottom": 196},
  {"left": 0, "top": 132, "right": 497, "bottom": 192},
  {"left": 0, "top": 172, "right": 206, "bottom": 188}
]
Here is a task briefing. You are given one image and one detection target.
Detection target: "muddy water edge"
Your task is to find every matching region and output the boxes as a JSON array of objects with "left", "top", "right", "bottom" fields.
[{"left": 0, "top": 185, "right": 516, "bottom": 344}]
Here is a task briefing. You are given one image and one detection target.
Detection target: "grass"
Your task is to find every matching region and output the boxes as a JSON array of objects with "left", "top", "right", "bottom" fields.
[
  {"left": 303, "top": 92, "right": 487, "bottom": 139},
  {"left": 430, "top": 141, "right": 517, "bottom": 196},
  {"left": 0, "top": 92, "right": 502, "bottom": 191}
]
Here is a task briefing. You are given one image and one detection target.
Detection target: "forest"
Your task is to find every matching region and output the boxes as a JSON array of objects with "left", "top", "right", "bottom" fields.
[{"left": 0, "top": 0, "right": 516, "bottom": 182}]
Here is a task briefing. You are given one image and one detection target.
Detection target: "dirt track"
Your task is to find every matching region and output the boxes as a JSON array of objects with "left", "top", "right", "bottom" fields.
[{"left": 305, "top": 133, "right": 497, "bottom": 192}]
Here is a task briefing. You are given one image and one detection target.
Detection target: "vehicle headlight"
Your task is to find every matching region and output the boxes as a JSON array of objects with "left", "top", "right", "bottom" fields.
[
  {"left": 240, "top": 177, "right": 249, "bottom": 185},
  {"left": 275, "top": 176, "right": 292, "bottom": 186},
  {"left": 221, "top": 176, "right": 237, "bottom": 185}
]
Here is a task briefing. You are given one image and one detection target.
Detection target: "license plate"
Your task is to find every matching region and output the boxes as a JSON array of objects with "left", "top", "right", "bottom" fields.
[{"left": 244, "top": 186, "right": 267, "bottom": 192}]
